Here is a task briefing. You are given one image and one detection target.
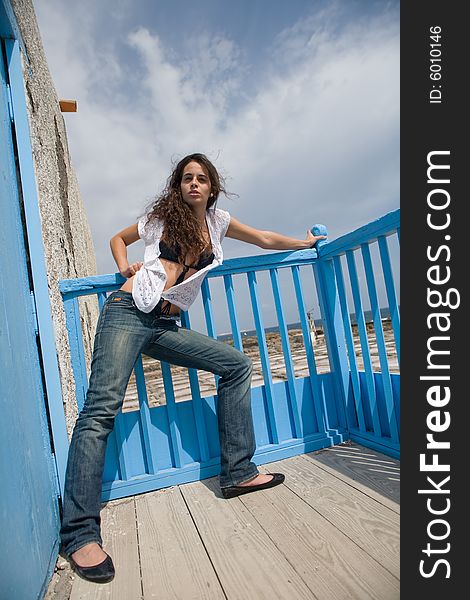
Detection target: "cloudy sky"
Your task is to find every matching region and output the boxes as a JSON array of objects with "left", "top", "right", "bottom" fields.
[{"left": 33, "top": 0, "right": 399, "bottom": 332}]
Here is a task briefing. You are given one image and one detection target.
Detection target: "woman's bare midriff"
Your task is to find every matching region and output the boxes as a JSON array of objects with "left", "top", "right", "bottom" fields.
[{"left": 119, "top": 258, "right": 199, "bottom": 316}]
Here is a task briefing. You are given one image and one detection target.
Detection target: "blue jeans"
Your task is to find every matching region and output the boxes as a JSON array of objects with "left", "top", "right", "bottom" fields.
[{"left": 60, "top": 291, "right": 258, "bottom": 556}]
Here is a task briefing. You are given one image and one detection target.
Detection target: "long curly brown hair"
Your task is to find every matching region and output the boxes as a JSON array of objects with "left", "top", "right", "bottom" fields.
[{"left": 144, "top": 153, "right": 227, "bottom": 263}]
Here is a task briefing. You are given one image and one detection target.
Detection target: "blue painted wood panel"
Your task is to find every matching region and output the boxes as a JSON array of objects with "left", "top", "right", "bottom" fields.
[
  {"left": 0, "top": 37, "right": 60, "bottom": 600},
  {"left": 349, "top": 373, "right": 400, "bottom": 459},
  {"left": 98, "top": 373, "right": 341, "bottom": 500}
]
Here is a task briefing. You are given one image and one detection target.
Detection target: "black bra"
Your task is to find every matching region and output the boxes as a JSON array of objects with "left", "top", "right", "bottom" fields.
[
  {"left": 157, "top": 240, "right": 215, "bottom": 316},
  {"left": 160, "top": 241, "right": 215, "bottom": 271},
  {"left": 159, "top": 240, "right": 215, "bottom": 271}
]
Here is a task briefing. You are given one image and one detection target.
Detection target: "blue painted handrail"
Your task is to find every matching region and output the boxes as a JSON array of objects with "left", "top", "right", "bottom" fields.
[
  {"left": 58, "top": 209, "right": 400, "bottom": 501},
  {"left": 318, "top": 210, "right": 399, "bottom": 257}
]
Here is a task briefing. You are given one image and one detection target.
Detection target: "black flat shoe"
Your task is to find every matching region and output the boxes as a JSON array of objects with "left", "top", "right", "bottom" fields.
[
  {"left": 69, "top": 553, "right": 115, "bottom": 584},
  {"left": 221, "top": 473, "right": 285, "bottom": 499}
]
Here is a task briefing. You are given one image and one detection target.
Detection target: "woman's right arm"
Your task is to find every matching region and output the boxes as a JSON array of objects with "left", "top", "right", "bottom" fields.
[{"left": 110, "top": 224, "right": 143, "bottom": 278}]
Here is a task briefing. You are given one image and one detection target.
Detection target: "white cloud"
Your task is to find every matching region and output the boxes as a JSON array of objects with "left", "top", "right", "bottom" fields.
[{"left": 34, "top": 0, "right": 399, "bottom": 282}]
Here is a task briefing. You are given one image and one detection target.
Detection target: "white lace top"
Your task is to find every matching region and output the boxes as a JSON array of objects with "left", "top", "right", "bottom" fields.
[{"left": 132, "top": 207, "right": 231, "bottom": 313}]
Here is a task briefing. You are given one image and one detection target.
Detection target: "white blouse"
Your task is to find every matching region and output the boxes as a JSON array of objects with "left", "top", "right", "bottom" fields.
[{"left": 132, "top": 207, "right": 231, "bottom": 313}]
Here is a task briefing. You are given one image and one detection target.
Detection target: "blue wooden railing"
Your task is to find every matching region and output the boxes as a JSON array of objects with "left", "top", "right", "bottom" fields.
[{"left": 59, "top": 209, "right": 400, "bottom": 501}]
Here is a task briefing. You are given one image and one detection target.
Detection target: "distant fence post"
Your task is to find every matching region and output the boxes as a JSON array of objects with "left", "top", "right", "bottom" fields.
[{"left": 311, "top": 224, "right": 351, "bottom": 433}]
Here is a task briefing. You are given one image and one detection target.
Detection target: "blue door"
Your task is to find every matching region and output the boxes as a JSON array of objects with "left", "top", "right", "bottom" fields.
[{"left": 0, "top": 39, "right": 60, "bottom": 599}]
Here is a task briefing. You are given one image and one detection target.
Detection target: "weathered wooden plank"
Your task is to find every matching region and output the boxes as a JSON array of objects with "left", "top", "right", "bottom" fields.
[
  {"left": 306, "top": 444, "right": 400, "bottom": 509},
  {"left": 70, "top": 498, "right": 141, "bottom": 600},
  {"left": 135, "top": 486, "right": 224, "bottom": 599},
  {"left": 241, "top": 468, "right": 399, "bottom": 599},
  {"left": 65, "top": 445, "right": 400, "bottom": 599},
  {"left": 181, "top": 478, "right": 315, "bottom": 599},
  {"left": 274, "top": 455, "right": 399, "bottom": 578}
]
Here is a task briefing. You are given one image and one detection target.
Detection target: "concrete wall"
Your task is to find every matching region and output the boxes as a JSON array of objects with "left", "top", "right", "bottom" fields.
[{"left": 11, "top": 0, "right": 98, "bottom": 435}]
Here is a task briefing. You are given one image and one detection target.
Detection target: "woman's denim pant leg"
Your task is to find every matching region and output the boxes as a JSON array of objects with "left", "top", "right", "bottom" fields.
[
  {"left": 60, "top": 291, "right": 258, "bottom": 556},
  {"left": 60, "top": 292, "right": 153, "bottom": 556},
  {"left": 142, "top": 325, "right": 259, "bottom": 488}
]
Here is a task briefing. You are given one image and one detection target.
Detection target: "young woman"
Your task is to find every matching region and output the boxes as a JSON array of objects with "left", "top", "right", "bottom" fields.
[{"left": 60, "top": 153, "right": 326, "bottom": 583}]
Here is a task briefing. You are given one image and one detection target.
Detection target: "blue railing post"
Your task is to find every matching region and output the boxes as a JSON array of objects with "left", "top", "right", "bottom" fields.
[
  {"left": 62, "top": 294, "right": 88, "bottom": 412},
  {"left": 311, "top": 225, "right": 351, "bottom": 435}
]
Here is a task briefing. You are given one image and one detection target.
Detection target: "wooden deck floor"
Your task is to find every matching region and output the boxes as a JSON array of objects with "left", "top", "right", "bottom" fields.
[{"left": 62, "top": 442, "right": 399, "bottom": 600}]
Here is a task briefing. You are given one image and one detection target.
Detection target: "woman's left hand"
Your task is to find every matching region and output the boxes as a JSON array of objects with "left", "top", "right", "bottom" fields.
[
  {"left": 120, "top": 262, "right": 143, "bottom": 278},
  {"left": 306, "top": 230, "right": 327, "bottom": 248}
]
